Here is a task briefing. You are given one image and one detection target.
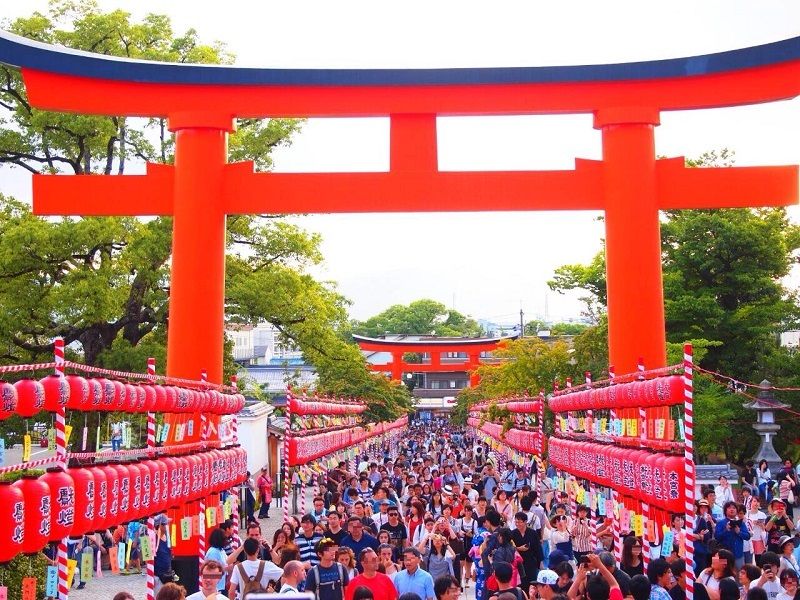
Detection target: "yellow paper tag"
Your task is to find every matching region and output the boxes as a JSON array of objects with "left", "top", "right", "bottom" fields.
[
  {"left": 140, "top": 535, "right": 154, "bottom": 562},
  {"left": 655, "top": 419, "right": 666, "bottom": 439},
  {"left": 81, "top": 551, "right": 93, "bottom": 582},
  {"left": 171, "top": 524, "right": 177, "bottom": 546},
  {"left": 66, "top": 559, "right": 78, "bottom": 589},
  {"left": 65, "top": 425, "right": 73, "bottom": 445},
  {"left": 633, "top": 514, "right": 644, "bottom": 537},
  {"left": 181, "top": 517, "right": 192, "bottom": 541},
  {"left": 22, "top": 435, "right": 31, "bottom": 463},
  {"left": 206, "top": 507, "right": 216, "bottom": 528}
]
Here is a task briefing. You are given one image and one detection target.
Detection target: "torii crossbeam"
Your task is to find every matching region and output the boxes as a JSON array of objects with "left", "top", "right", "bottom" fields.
[{"left": 1, "top": 32, "right": 799, "bottom": 383}]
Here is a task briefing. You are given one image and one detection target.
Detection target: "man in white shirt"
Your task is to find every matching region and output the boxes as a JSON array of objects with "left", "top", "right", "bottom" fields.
[
  {"left": 228, "top": 537, "right": 284, "bottom": 599},
  {"left": 186, "top": 559, "right": 226, "bottom": 600},
  {"left": 280, "top": 560, "right": 306, "bottom": 594}
]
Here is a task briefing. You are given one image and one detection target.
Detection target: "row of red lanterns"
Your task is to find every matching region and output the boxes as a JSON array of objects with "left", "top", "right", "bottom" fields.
[
  {"left": 466, "top": 418, "right": 543, "bottom": 454},
  {"left": 549, "top": 375, "right": 685, "bottom": 413},
  {"left": 0, "top": 447, "right": 247, "bottom": 562},
  {"left": 547, "top": 437, "right": 685, "bottom": 513},
  {"left": 288, "top": 397, "right": 367, "bottom": 416},
  {"left": 0, "top": 375, "right": 246, "bottom": 418},
  {"left": 288, "top": 416, "right": 408, "bottom": 465}
]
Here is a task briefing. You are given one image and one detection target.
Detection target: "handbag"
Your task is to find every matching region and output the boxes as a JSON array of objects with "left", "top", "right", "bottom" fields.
[{"left": 788, "top": 489, "right": 795, "bottom": 505}]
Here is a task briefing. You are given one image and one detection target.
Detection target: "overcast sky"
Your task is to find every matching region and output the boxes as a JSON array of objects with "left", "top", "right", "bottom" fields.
[{"left": 2, "top": 1, "right": 800, "bottom": 325}]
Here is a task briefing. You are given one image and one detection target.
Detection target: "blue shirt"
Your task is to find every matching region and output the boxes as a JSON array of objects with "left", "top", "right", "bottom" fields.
[
  {"left": 393, "top": 567, "right": 435, "bottom": 600},
  {"left": 714, "top": 518, "right": 751, "bottom": 559},
  {"left": 340, "top": 534, "right": 379, "bottom": 570},
  {"left": 650, "top": 584, "right": 672, "bottom": 600}
]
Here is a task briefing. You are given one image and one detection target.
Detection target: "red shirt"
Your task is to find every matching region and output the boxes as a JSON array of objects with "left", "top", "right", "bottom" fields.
[{"left": 345, "top": 573, "right": 398, "bottom": 600}]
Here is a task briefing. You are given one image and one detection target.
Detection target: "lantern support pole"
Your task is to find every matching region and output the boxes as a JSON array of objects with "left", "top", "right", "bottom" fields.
[
  {"left": 229, "top": 374, "right": 240, "bottom": 548},
  {"left": 684, "top": 344, "right": 696, "bottom": 600},
  {"left": 538, "top": 391, "right": 545, "bottom": 500},
  {"left": 146, "top": 357, "right": 157, "bottom": 600},
  {"left": 53, "top": 337, "right": 69, "bottom": 600},
  {"left": 198, "top": 369, "right": 208, "bottom": 587},
  {"left": 283, "top": 388, "right": 292, "bottom": 524},
  {"left": 637, "top": 358, "right": 651, "bottom": 568},
  {"left": 609, "top": 365, "right": 623, "bottom": 564}
]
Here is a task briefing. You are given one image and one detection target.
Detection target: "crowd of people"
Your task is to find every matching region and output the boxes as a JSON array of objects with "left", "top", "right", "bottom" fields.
[{"left": 104, "top": 422, "right": 800, "bottom": 600}]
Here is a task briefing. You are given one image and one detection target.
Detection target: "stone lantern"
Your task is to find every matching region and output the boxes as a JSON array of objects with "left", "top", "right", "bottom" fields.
[{"left": 743, "top": 380, "right": 788, "bottom": 471}]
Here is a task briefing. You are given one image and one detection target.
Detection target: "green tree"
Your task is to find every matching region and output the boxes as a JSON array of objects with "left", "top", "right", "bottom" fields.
[
  {"left": 547, "top": 152, "right": 800, "bottom": 463},
  {"left": 452, "top": 337, "right": 574, "bottom": 424},
  {"left": 352, "top": 299, "right": 483, "bottom": 337},
  {"left": 0, "top": 2, "right": 411, "bottom": 422}
]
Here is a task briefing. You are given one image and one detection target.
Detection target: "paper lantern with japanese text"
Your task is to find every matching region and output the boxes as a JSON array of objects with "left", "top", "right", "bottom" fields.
[
  {"left": 95, "top": 378, "right": 116, "bottom": 411},
  {"left": 14, "top": 379, "right": 45, "bottom": 417},
  {"left": 65, "top": 374, "right": 90, "bottom": 411},
  {"left": 662, "top": 455, "right": 685, "bottom": 513},
  {"left": 41, "top": 467, "right": 74, "bottom": 541},
  {"left": 111, "top": 462, "right": 132, "bottom": 517},
  {"left": 13, "top": 474, "right": 50, "bottom": 554},
  {"left": 87, "top": 465, "right": 108, "bottom": 531},
  {"left": 98, "top": 463, "right": 120, "bottom": 527},
  {"left": 69, "top": 466, "right": 95, "bottom": 537},
  {"left": 0, "top": 381, "right": 18, "bottom": 420},
  {"left": 127, "top": 461, "right": 144, "bottom": 520},
  {"left": 0, "top": 482, "right": 24, "bottom": 563},
  {"left": 40, "top": 375, "right": 70, "bottom": 412}
]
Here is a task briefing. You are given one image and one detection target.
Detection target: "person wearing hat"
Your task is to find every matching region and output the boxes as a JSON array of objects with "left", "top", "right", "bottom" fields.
[
  {"left": 777, "top": 535, "right": 800, "bottom": 575},
  {"left": 463, "top": 476, "right": 479, "bottom": 504},
  {"left": 766, "top": 498, "right": 795, "bottom": 553},
  {"left": 531, "top": 569, "right": 559, "bottom": 600},
  {"left": 693, "top": 499, "right": 715, "bottom": 575}
]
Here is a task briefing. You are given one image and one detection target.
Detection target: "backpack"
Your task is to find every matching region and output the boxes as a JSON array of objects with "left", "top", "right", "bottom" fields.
[
  {"left": 308, "top": 563, "right": 347, "bottom": 600},
  {"left": 238, "top": 561, "right": 267, "bottom": 597}
]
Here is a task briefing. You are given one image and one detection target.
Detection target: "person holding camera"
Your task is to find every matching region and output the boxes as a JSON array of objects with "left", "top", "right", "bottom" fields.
[{"left": 714, "top": 501, "right": 751, "bottom": 569}]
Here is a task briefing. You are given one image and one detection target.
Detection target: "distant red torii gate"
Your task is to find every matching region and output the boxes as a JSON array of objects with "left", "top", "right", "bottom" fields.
[
  {"left": 0, "top": 31, "right": 799, "bottom": 383},
  {"left": 354, "top": 334, "right": 517, "bottom": 385}
]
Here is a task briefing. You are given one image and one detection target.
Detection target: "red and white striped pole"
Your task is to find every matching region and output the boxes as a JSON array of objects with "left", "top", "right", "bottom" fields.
[
  {"left": 609, "top": 365, "right": 622, "bottom": 563},
  {"left": 231, "top": 375, "right": 239, "bottom": 445},
  {"left": 229, "top": 374, "right": 240, "bottom": 547},
  {"left": 299, "top": 391, "right": 307, "bottom": 517},
  {"left": 584, "top": 372, "right": 597, "bottom": 549},
  {"left": 684, "top": 344, "right": 696, "bottom": 600},
  {"left": 54, "top": 338, "right": 69, "bottom": 600},
  {"left": 198, "top": 370, "right": 207, "bottom": 585},
  {"left": 145, "top": 357, "right": 157, "bottom": 600},
  {"left": 637, "top": 358, "right": 650, "bottom": 568},
  {"left": 538, "top": 391, "right": 545, "bottom": 499},
  {"left": 283, "top": 388, "right": 292, "bottom": 523}
]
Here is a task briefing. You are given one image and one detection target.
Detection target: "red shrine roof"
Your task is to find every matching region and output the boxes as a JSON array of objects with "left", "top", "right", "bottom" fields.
[{"left": 353, "top": 334, "right": 517, "bottom": 350}]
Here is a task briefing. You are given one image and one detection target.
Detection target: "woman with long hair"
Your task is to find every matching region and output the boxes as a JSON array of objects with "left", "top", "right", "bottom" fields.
[
  {"left": 757, "top": 460, "right": 773, "bottom": 502},
  {"left": 425, "top": 534, "right": 457, "bottom": 580},
  {"left": 491, "top": 489, "right": 513, "bottom": 523},
  {"left": 271, "top": 529, "right": 292, "bottom": 565},
  {"left": 430, "top": 490, "right": 445, "bottom": 518},
  {"left": 337, "top": 546, "right": 358, "bottom": 580},
  {"left": 550, "top": 515, "right": 574, "bottom": 562},
  {"left": 204, "top": 528, "right": 230, "bottom": 594},
  {"left": 698, "top": 549, "right": 737, "bottom": 600},
  {"left": 406, "top": 501, "right": 426, "bottom": 544},
  {"left": 620, "top": 536, "right": 644, "bottom": 578}
]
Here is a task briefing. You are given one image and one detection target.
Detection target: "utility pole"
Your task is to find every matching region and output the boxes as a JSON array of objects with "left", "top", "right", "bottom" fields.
[{"left": 520, "top": 309, "right": 525, "bottom": 338}]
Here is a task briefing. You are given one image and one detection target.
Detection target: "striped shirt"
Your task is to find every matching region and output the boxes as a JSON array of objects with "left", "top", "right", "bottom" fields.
[{"left": 296, "top": 533, "right": 323, "bottom": 567}]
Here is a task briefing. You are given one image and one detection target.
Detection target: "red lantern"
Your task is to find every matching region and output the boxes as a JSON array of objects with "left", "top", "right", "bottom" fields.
[
  {"left": 64, "top": 375, "right": 90, "bottom": 411},
  {"left": 175, "top": 388, "right": 191, "bottom": 413},
  {"left": 111, "top": 381, "right": 126, "bottom": 411},
  {"left": 163, "top": 386, "right": 178, "bottom": 412},
  {"left": 95, "top": 378, "right": 116, "bottom": 411},
  {"left": 13, "top": 475, "right": 50, "bottom": 554},
  {"left": 40, "top": 375, "right": 70, "bottom": 412},
  {"left": 141, "top": 385, "right": 157, "bottom": 413},
  {"left": 14, "top": 379, "right": 45, "bottom": 417},
  {"left": 110, "top": 462, "right": 132, "bottom": 517},
  {"left": 135, "top": 460, "right": 151, "bottom": 519},
  {"left": 86, "top": 378, "right": 103, "bottom": 411},
  {"left": 87, "top": 466, "right": 108, "bottom": 531},
  {"left": 0, "top": 482, "right": 24, "bottom": 563},
  {"left": 68, "top": 467, "right": 95, "bottom": 538},
  {"left": 123, "top": 383, "right": 138, "bottom": 412},
  {"left": 662, "top": 455, "right": 685, "bottom": 513},
  {"left": 0, "top": 381, "right": 18, "bottom": 420},
  {"left": 160, "top": 457, "right": 179, "bottom": 507},
  {"left": 97, "top": 463, "right": 120, "bottom": 527},
  {"left": 41, "top": 467, "right": 75, "bottom": 541},
  {"left": 151, "top": 385, "right": 166, "bottom": 412}
]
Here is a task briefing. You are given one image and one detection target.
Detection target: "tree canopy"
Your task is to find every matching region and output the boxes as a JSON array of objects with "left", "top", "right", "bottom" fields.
[
  {"left": 546, "top": 152, "right": 800, "bottom": 463},
  {"left": 0, "top": 1, "right": 412, "bottom": 421},
  {"left": 352, "top": 299, "right": 483, "bottom": 338}
]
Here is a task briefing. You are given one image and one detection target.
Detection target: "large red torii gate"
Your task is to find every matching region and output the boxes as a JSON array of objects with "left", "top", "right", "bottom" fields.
[{"left": 0, "top": 32, "right": 799, "bottom": 384}]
